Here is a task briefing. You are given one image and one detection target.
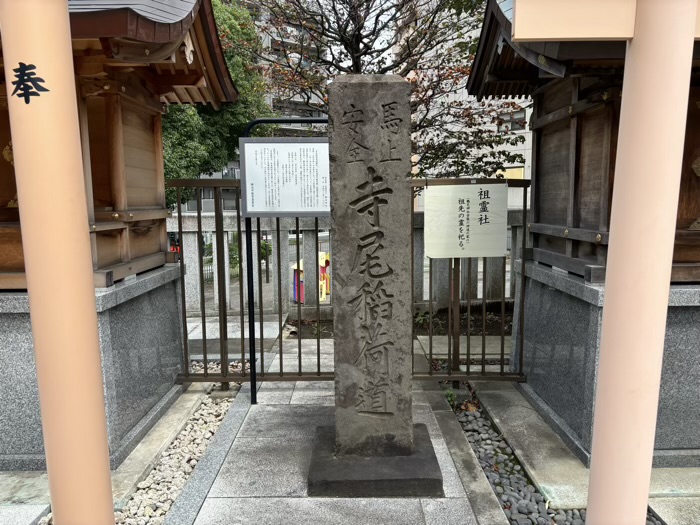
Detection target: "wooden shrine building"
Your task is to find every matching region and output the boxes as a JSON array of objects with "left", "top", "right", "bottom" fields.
[
  {"left": 1, "top": 0, "right": 236, "bottom": 288},
  {"left": 0, "top": 0, "right": 236, "bottom": 470},
  {"left": 469, "top": 0, "right": 700, "bottom": 467}
]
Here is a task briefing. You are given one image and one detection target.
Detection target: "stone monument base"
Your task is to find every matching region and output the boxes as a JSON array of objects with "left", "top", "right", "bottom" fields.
[{"left": 307, "top": 424, "right": 444, "bottom": 497}]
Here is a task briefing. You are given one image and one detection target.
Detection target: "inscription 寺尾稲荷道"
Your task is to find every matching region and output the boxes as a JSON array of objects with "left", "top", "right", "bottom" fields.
[{"left": 339, "top": 100, "right": 407, "bottom": 416}]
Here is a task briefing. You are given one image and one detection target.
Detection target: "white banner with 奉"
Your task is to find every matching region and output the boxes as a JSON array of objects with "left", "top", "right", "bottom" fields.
[{"left": 424, "top": 183, "right": 508, "bottom": 259}]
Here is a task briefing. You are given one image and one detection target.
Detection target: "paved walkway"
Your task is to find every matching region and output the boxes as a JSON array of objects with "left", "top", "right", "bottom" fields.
[
  {"left": 0, "top": 505, "right": 47, "bottom": 525},
  {"left": 164, "top": 340, "right": 503, "bottom": 525},
  {"left": 186, "top": 319, "right": 282, "bottom": 340}
]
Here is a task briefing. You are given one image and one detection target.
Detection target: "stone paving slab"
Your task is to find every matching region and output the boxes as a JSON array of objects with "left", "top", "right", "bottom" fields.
[
  {"left": 289, "top": 388, "right": 334, "bottom": 406},
  {"left": 276, "top": 380, "right": 335, "bottom": 406},
  {"left": 266, "top": 354, "right": 335, "bottom": 374},
  {"left": 187, "top": 321, "right": 281, "bottom": 339},
  {"left": 0, "top": 472, "right": 49, "bottom": 506},
  {"left": 650, "top": 469, "right": 700, "bottom": 498},
  {"left": 209, "top": 436, "right": 314, "bottom": 498},
  {"left": 237, "top": 405, "right": 335, "bottom": 439},
  {"left": 421, "top": 498, "right": 478, "bottom": 525},
  {"left": 417, "top": 336, "right": 512, "bottom": 359},
  {"left": 276, "top": 339, "right": 335, "bottom": 355},
  {"left": 293, "top": 380, "right": 334, "bottom": 391},
  {"left": 473, "top": 381, "right": 700, "bottom": 510},
  {"left": 256, "top": 382, "right": 295, "bottom": 405},
  {"left": 650, "top": 497, "right": 700, "bottom": 525},
  {"left": 193, "top": 497, "right": 427, "bottom": 525},
  {"left": 0, "top": 504, "right": 49, "bottom": 525}
]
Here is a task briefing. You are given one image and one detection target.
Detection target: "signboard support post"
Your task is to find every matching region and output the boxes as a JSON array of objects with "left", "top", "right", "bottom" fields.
[
  {"left": 241, "top": 118, "right": 328, "bottom": 404},
  {"left": 451, "top": 258, "right": 461, "bottom": 389}
]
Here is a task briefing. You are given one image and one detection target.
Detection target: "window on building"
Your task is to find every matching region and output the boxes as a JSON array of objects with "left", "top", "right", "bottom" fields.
[{"left": 497, "top": 109, "right": 527, "bottom": 132}]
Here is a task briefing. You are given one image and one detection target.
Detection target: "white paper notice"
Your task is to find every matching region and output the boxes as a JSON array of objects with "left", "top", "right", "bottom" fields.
[
  {"left": 242, "top": 141, "right": 330, "bottom": 216},
  {"left": 424, "top": 183, "right": 508, "bottom": 258}
]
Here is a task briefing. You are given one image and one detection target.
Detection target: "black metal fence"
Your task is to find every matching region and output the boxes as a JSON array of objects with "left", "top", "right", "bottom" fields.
[
  {"left": 166, "top": 177, "right": 529, "bottom": 389},
  {"left": 409, "top": 178, "right": 529, "bottom": 383}
]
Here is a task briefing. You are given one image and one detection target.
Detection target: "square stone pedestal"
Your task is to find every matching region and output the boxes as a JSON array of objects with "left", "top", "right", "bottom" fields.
[{"left": 307, "top": 424, "right": 444, "bottom": 497}]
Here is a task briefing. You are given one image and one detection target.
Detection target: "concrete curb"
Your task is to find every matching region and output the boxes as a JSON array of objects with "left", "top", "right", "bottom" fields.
[
  {"left": 163, "top": 384, "right": 252, "bottom": 525},
  {"left": 419, "top": 383, "right": 509, "bottom": 525}
]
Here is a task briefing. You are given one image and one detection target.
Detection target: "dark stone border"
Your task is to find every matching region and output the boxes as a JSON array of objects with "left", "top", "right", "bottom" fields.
[{"left": 307, "top": 424, "right": 444, "bottom": 498}]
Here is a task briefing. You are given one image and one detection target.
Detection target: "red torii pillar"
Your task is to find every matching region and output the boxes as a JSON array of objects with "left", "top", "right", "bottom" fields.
[{"left": 0, "top": 1, "right": 114, "bottom": 523}]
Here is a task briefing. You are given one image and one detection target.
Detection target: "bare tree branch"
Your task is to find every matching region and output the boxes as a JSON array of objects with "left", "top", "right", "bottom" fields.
[{"left": 247, "top": 0, "right": 526, "bottom": 177}]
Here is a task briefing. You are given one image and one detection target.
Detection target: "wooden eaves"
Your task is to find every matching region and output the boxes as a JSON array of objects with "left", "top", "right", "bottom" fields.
[{"left": 69, "top": 0, "right": 238, "bottom": 107}]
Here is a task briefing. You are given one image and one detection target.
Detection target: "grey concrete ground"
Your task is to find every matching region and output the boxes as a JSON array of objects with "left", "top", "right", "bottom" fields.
[
  {"left": 166, "top": 339, "right": 509, "bottom": 525},
  {"left": 0, "top": 504, "right": 48, "bottom": 525},
  {"left": 186, "top": 319, "right": 281, "bottom": 340},
  {"left": 416, "top": 336, "right": 513, "bottom": 359},
  {"left": 473, "top": 380, "right": 700, "bottom": 524},
  {"left": 185, "top": 385, "right": 479, "bottom": 525},
  {"left": 652, "top": 498, "right": 700, "bottom": 525}
]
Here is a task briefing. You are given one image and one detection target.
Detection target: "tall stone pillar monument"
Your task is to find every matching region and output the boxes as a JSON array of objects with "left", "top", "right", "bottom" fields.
[{"left": 308, "top": 75, "right": 442, "bottom": 497}]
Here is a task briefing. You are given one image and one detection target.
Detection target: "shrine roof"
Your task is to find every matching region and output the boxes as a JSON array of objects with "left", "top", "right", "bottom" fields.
[
  {"left": 468, "top": 0, "right": 627, "bottom": 100},
  {"left": 66, "top": 0, "right": 238, "bottom": 104},
  {"left": 68, "top": 0, "right": 197, "bottom": 25}
]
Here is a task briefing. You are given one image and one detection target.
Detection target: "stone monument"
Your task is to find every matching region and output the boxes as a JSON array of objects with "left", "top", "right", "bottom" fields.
[{"left": 308, "top": 75, "right": 443, "bottom": 497}]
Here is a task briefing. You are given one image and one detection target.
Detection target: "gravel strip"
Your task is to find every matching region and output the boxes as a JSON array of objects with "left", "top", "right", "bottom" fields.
[
  {"left": 190, "top": 359, "right": 249, "bottom": 374},
  {"left": 453, "top": 386, "right": 664, "bottom": 525},
  {"left": 39, "top": 392, "right": 232, "bottom": 525}
]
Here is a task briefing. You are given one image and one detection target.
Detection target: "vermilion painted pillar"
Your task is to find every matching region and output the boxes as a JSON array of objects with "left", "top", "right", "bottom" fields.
[
  {"left": 0, "top": 1, "right": 114, "bottom": 524},
  {"left": 586, "top": 0, "right": 697, "bottom": 523}
]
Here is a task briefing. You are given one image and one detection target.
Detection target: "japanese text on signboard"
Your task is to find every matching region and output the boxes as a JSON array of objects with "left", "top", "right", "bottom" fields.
[{"left": 424, "top": 184, "right": 508, "bottom": 259}]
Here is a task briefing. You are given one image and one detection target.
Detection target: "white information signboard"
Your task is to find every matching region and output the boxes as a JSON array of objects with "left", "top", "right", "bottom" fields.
[
  {"left": 240, "top": 137, "right": 330, "bottom": 217},
  {"left": 424, "top": 183, "right": 508, "bottom": 258}
]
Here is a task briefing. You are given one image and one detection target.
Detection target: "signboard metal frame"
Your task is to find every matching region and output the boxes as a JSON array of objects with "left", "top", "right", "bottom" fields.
[
  {"left": 240, "top": 136, "right": 330, "bottom": 218},
  {"left": 424, "top": 182, "right": 509, "bottom": 259}
]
